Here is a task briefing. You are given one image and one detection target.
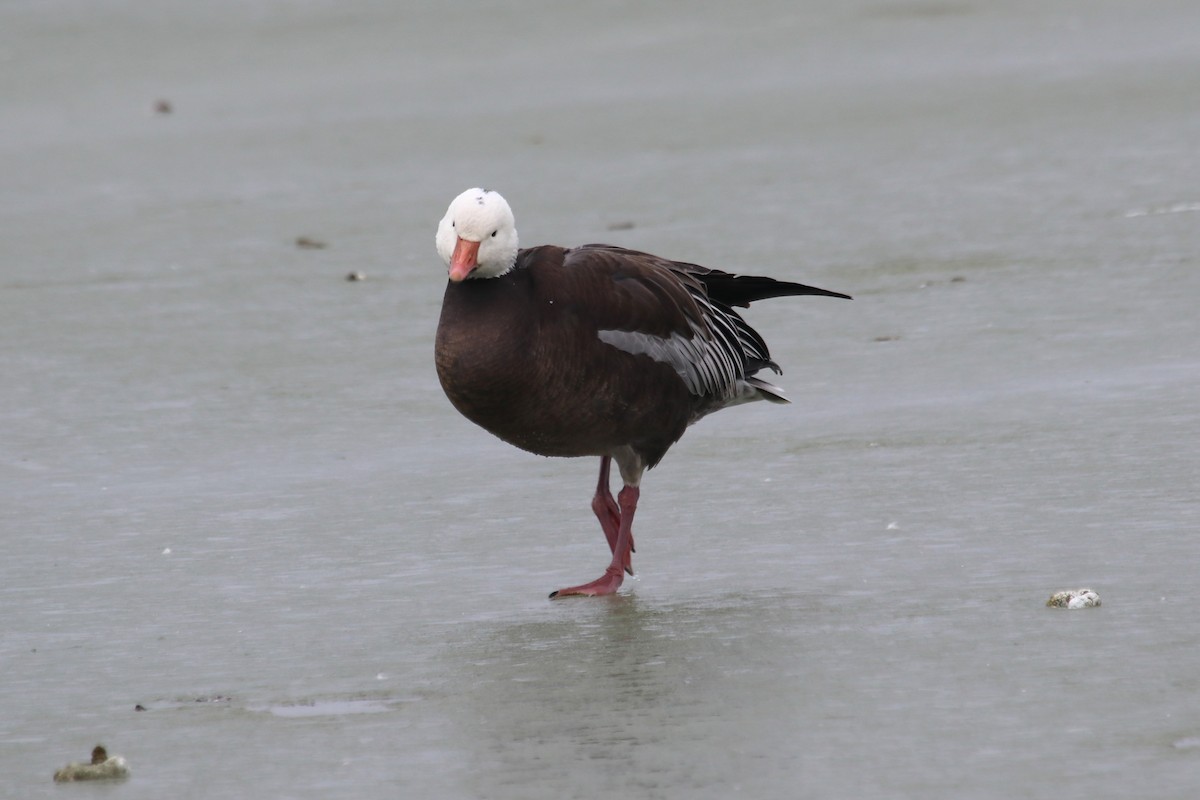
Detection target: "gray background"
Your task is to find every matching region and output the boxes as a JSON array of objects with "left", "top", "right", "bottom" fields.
[{"left": 3, "top": 1, "right": 1199, "bottom": 797}]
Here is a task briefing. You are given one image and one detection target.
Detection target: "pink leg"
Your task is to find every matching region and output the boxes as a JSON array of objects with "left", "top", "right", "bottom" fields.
[
  {"left": 591, "top": 456, "right": 634, "bottom": 574},
  {"left": 550, "top": 485, "right": 640, "bottom": 598}
]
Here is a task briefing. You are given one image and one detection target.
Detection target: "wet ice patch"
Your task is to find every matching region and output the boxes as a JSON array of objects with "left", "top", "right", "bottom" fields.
[
  {"left": 257, "top": 699, "right": 397, "bottom": 718},
  {"left": 1123, "top": 202, "right": 1200, "bottom": 218}
]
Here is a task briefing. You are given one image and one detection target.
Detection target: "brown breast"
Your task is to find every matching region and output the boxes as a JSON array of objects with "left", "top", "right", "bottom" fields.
[{"left": 435, "top": 246, "right": 695, "bottom": 465}]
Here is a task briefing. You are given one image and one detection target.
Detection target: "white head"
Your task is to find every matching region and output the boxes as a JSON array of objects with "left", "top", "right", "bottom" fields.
[{"left": 436, "top": 188, "right": 519, "bottom": 282}]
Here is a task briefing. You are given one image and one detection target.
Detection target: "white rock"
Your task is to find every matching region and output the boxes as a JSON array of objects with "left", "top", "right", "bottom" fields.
[
  {"left": 53, "top": 746, "right": 130, "bottom": 782},
  {"left": 1046, "top": 588, "right": 1100, "bottom": 609}
]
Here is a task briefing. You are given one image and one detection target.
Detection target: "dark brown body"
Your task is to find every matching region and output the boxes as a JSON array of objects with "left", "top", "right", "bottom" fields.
[
  {"left": 435, "top": 243, "right": 849, "bottom": 471},
  {"left": 436, "top": 245, "right": 695, "bottom": 467}
]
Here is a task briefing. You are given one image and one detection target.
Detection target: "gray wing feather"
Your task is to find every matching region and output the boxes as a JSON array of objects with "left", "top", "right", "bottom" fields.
[
  {"left": 583, "top": 246, "right": 789, "bottom": 406},
  {"left": 598, "top": 283, "right": 777, "bottom": 404}
]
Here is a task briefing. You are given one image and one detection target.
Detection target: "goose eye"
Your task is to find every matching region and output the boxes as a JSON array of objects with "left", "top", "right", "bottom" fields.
[
  {"left": 451, "top": 221, "right": 455, "bottom": 228},
  {"left": 490, "top": 230, "right": 497, "bottom": 237}
]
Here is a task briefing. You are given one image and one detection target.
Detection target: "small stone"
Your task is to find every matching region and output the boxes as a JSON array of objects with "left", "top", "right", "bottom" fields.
[
  {"left": 295, "top": 236, "right": 328, "bottom": 250},
  {"left": 53, "top": 745, "right": 130, "bottom": 782},
  {"left": 345, "top": 271, "right": 366, "bottom": 282},
  {"left": 1046, "top": 588, "right": 1100, "bottom": 609},
  {"left": 606, "top": 221, "right": 636, "bottom": 231},
  {"left": 153, "top": 99, "right": 172, "bottom": 115}
]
